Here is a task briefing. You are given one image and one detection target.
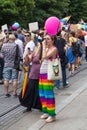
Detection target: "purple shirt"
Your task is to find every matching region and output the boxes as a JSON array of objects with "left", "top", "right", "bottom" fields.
[{"left": 29, "top": 54, "right": 41, "bottom": 79}]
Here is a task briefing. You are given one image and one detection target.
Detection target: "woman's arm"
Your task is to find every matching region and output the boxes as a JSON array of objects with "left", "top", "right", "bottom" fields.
[
  {"left": 24, "top": 53, "right": 32, "bottom": 65},
  {"left": 34, "top": 42, "right": 41, "bottom": 58},
  {"left": 42, "top": 41, "right": 57, "bottom": 59}
]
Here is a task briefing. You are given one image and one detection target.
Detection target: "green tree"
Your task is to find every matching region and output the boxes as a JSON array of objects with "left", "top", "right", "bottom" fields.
[
  {"left": 14, "top": 0, "right": 35, "bottom": 28},
  {"left": 32, "top": 0, "right": 70, "bottom": 28},
  {"left": 0, "top": 0, "right": 87, "bottom": 29},
  {"left": 69, "top": 0, "right": 87, "bottom": 23},
  {"left": 0, "top": 0, "right": 35, "bottom": 28},
  {"left": 0, "top": 0, "right": 18, "bottom": 26}
]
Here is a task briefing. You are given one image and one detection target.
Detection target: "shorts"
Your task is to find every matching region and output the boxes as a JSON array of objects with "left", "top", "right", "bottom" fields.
[{"left": 3, "top": 67, "right": 18, "bottom": 81}]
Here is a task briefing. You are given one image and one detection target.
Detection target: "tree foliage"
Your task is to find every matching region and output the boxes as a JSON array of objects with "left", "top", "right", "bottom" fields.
[{"left": 0, "top": 0, "right": 87, "bottom": 29}]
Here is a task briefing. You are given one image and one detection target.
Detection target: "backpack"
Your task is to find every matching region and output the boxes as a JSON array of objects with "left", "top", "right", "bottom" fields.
[{"left": 72, "top": 40, "right": 80, "bottom": 56}]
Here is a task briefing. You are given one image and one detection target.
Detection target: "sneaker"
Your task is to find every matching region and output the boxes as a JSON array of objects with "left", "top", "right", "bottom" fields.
[
  {"left": 45, "top": 116, "right": 56, "bottom": 123},
  {"left": 40, "top": 113, "right": 49, "bottom": 119},
  {"left": 63, "top": 83, "right": 69, "bottom": 88},
  {"left": 5, "top": 93, "right": 11, "bottom": 98}
]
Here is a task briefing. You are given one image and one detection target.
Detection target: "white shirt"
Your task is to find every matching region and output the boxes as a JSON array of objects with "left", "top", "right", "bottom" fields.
[{"left": 23, "top": 40, "right": 35, "bottom": 62}]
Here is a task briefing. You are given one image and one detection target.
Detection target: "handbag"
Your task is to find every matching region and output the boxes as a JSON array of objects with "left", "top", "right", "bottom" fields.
[
  {"left": 14, "top": 45, "right": 21, "bottom": 71},
  {"left": 47, "top": 56, "right": 62, "bottom": 80}
]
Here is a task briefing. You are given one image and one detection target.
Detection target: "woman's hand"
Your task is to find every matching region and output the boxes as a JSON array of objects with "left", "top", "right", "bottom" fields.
[{"left": 42, "top": 40, "right": 47, "bottom": 49}]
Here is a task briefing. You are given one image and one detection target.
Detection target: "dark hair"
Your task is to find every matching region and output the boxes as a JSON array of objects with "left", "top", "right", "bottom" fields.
[
  {"left": 70, "top": 31, "right": 75, "bottom": 37},
  {"left": 51, "top": 35, "right": 57, "bottom": 41},
  {"left": 49, "top": 35, "right": 57, "bottom": 45},
  {"left": 57, "top": 31, "right": 61, "bottom": 36},
  {"left": 62, "top": 27, "right": 65, "bottom": 30}
]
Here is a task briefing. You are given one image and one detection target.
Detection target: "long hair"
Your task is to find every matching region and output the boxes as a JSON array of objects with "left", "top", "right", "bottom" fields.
[{"left": 47, "top": 34, "right": 57, "bottom": 45}]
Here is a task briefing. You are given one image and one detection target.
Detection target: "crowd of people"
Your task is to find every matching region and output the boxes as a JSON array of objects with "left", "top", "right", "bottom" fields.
[{"left": 0, "top": 26, "right": 86, "bottom": 122}]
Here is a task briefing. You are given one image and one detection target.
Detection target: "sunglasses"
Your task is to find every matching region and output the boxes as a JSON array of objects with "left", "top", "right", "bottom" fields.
[{"left": 25, "top": 35, "right": 30, "bottom": 37}]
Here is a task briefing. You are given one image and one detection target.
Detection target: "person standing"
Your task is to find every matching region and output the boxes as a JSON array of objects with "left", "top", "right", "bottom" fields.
[
  {"left": 0, "top": 34, "right": 4, "bottom": 84},
  {"left": 55, "top": 31, "right": 69, "bottom": 89},
  {"left": 21, "top": 42, "right": 42, "bottom": 112},
  {"left": 67, "top": 31, "right": 77, "bottom": 75},
  {"left": 23, "top": 32, "right": 35, "bottom": 73},
  {"left": 39, "top": 34, "right": 57, "bottom": 123},
  {"left": 15, "top": 33, "right": 24, "bottom": 83},
  {"left": 1, "top": 34, "right": 20, "bottom": 97}
]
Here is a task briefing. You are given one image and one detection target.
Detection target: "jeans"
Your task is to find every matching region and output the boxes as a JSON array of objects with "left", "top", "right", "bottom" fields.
[
  {"left": 55, "top": 65, "right": 67, "bottom": 88},
  {"left": 0, "top": 58, "right": 4, "bottom": 80},
  {"left": 3, "top": 67, "right": 18, "bottom": 81}
]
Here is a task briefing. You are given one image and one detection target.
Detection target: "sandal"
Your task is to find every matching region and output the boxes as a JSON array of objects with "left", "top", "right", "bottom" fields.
[
  {"left": 45, "top": 116, "right": 56, "bottom": 123},
  {"left": 40, "top": 113, "right": 49, "bottom": 119}
]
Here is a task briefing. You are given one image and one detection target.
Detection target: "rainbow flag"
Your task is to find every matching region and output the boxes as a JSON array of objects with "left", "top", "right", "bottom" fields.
[{"left": 60, "top": 16, "right": 71, "bottom": 24}]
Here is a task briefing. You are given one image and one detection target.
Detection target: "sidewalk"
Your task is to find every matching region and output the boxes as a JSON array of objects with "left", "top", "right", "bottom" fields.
[
  {"left": 40, "top": 86, "right": 87, "bottom": 130},
  {"left": 6, "top": 64, "right": 87, "bottom": 130}
]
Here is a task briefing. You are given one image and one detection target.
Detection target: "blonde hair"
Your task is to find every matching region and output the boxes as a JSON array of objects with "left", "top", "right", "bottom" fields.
[{"left": 9, "top": 34, "right": 16, "bottom": 40}]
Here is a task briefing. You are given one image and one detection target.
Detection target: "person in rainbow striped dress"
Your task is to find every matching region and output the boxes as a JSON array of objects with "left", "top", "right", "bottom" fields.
[{"left": 39, "top": 34, "right": 58, "bottom": 123}]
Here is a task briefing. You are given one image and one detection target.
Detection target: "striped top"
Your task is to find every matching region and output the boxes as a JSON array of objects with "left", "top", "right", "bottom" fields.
[
  {"left": 40, "top": 55, "right": 58, "bottom": 74},
  {"left": 40, "top": 59, "right": 48, "bottom": 74}
]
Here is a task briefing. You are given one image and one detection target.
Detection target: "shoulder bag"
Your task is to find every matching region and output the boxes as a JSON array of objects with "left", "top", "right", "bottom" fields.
[
  {"left": 14, "top": 45, "right": 21, "bottom": 71},
  {"left": 47, "top": 55, "right": 62, "bottom": 80}
]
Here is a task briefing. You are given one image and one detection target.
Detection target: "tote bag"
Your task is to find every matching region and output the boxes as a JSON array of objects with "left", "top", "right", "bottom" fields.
[{"left": 47, "top": 57, "right": 62, "bottom": 80}]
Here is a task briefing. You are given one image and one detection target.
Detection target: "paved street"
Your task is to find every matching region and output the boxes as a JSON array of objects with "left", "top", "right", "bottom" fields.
[{"left": 0, "top": 59, "right": 87, "bottom": 130}]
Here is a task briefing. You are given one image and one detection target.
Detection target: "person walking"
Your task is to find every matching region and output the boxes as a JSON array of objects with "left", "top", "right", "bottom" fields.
[
  {"left": 67, "top": 31, "right": 77, "bottom": 75},
  {"left": 39, "top": 34, "right": 57, "bottom": 123}
]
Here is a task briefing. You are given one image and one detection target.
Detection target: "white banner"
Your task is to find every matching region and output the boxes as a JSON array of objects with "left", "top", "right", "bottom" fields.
[
  {"left": 1, "top": 24, "right": 8, "bottom": 32},
  {"left": 29, "top": 22, "right": 39, "bottom": 31}
]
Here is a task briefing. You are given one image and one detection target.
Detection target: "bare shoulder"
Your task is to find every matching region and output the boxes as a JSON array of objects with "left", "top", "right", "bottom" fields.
[
  {"left": 50, "top": 46, "right": 57, "bottom": 55},
  {"left": 53, "top": 46, "right": 57, "bottom": 52}
]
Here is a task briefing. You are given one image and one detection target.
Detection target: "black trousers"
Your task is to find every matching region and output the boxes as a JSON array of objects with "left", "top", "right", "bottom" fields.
[{"left": 0, "top": 58, "right": 4, "bottom": 80}]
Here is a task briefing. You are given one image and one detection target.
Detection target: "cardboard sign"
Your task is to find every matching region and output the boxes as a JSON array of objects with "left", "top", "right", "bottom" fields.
[
  {"left": 70, "top": 24, "right": 78, "bottom": 32},
  {"left": 1, "top": 24, "right": 8, "bottom": 32},
  {"left": 29, "top": 22, "right": 39, "bottom": 31}
]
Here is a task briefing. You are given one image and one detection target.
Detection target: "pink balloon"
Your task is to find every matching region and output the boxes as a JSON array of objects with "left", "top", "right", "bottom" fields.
[
  {"left": 11, "top": 25, "right": 17, "bottom": 30},
  {"left": 45, "top": 16, "right": 61, "bottom": 35}
]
